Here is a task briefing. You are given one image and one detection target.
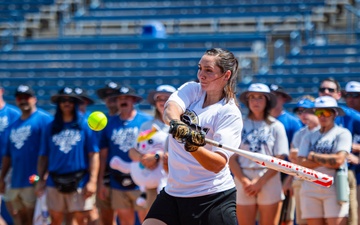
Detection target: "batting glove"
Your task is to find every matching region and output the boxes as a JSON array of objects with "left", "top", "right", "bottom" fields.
[{"left": 169, "top": 119, "right": 191, "bottom": 143}]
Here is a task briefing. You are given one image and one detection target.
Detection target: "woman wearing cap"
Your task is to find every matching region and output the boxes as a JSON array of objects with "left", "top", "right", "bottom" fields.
[
  {"left": 143, "top": 48, "right": 242, "bottom": 225},
  {"left": 36, "top": 87, "right": 99, "bottom": 225},
  {"left": 229, "top": 83, "right": 289, "bottom": 225},
  {"left": 297, "top": 96, "right": 351, "bottom": 225},
  {"left": 125, "top": 84, "right": 176, "bottom": 211}
]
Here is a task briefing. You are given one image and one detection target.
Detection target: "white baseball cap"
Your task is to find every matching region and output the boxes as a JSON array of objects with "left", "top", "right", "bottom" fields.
[{"left": 345, "top": 81, "right": 360, "bottom": 93}]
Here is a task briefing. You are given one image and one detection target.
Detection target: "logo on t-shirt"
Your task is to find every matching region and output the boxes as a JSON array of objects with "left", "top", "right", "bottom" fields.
[
  {"left": 10, "top": 125, "right": 31, "bottom": 149},
  {"left": 52, "top": 129, "right": 81, "bottom": 154},
  {"left": 242, "top": 128, "right": 271, "bottom": 152},
  {"left": 0, "top": 116, "right": 9, "bottom": 132},
  {"left": 312, "top": 139, "right": 335, "bottom": 154},
  {"left": 111, "top": 127, "right": 139, "bottom": 152}
]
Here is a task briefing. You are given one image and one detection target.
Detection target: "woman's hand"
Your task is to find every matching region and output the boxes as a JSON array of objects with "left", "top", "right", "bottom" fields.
[{"left": 244, "top": 177, "right": 263, "bottom": 196}]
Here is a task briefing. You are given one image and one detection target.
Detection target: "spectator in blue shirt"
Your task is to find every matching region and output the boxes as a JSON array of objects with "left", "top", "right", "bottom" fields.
[
  {"left": 36, "top": 87, "right": 99, "bottom": 225},
  {"left": 0, "top": 85, "right": 20, "bottom": 225},
  {"left": 0, "top": 85, "right": 52, "bottom": 225},
  {"left": 98, "top": 86, "right": 152, "bottom": 225},
  {"left": 96, "top": 81, "right": 121, "bottom": 118},
  {"left": 341, "top": 81, "right": 360, "bottom": 225}
]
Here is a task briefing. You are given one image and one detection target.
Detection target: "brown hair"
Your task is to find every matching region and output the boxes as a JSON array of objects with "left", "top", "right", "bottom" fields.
[
  {"left": 204, "top": 48, "right": 239, "bottom": 105},
  {"left": 320, "top": 78, "right": 341, "bottom": 92}
]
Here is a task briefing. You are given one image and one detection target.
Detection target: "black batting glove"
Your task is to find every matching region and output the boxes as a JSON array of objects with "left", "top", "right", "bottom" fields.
[{"left": 169, "top": 119, "right": 191, "bottom": 143}]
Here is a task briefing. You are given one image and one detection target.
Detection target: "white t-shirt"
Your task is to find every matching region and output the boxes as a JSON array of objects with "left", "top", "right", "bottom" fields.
[
  {"left": 298, "top": 125, "right": 352, "bottom": 179},
  {"left": 292, "top": 126, "right": 320, "bottom": 149},
  {"left": 165, "top": 81, "right": 243, "bottom": 197},
  {"left": 237, "top": 117, "right": 289, "bottom": 169}
]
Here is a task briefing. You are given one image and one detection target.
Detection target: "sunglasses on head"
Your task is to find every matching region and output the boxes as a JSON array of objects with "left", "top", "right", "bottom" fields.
[
  {"left": 59, "top": 98, "right": 76, "bottom": 103},
  {"left": 314, "top": 109, "right": 333, "bottom": 118},
  {"left": 319, "top": 87, "right": 336, "bottom": 93},
  {"left": 344, "top": 93, "right": 360, "bottom": 98}
]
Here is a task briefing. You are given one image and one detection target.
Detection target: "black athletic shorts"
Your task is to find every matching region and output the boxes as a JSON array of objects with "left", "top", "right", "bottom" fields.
[{"left": 145, "top": 187, "right": 237, "bottom": 225}]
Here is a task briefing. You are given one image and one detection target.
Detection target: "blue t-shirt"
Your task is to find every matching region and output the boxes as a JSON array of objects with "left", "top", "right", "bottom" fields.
[
  {"left": 352, "top": 121, "right": 360, "bottom": 184},
  {"left": 4, "top": 109, "right": 53, "bottom": 188},
  {"left": 99, "top": 111, "right": 152, "bottom": 190},
  {"left": 276, "top": 110, "right": 303, "bottom": 146},
  {"left": 0, "top": 104, "right": 21, "bottom": 165},
  {"left": 39, "top": 118, "right": 99, "bottom": 188},
  {"left": 335, "top": 105, "right": 360, "bottom": 133}
]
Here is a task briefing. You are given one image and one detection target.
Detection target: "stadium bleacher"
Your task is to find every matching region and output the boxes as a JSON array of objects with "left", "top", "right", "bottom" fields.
[
  {"left": 2, "top": 0, "right": 360, "bottom": 224},
  {"left": 0, "top": 0, "right": 359, "bottom": 114}
]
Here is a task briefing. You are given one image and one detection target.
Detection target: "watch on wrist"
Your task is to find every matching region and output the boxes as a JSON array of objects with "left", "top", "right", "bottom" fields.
[{"left": 154, "top": 153, "right": 160, "bottom": 162}]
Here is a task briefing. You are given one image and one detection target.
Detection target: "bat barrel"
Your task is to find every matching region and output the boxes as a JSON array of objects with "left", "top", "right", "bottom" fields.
[{"left": 205, "top": 138, "right": 334, "bottom": 187}]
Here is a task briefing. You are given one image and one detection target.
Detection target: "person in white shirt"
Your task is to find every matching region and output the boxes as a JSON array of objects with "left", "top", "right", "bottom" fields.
[
  {"left": 297, "top": 96, "right": 352, "bottom": 225},
  {"left": 143, "top": 48, "right": 243, "bottom": 225},
  {"left": 229, "top": 83, "right": 289, "bottom": 225}
]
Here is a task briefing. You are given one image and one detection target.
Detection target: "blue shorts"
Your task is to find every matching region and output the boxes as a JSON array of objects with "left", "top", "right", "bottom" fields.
[{"left": 145, "top": 188, "right": 237, "bottom": 225}]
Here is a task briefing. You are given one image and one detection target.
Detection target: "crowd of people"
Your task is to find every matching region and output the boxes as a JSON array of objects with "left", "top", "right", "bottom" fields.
[{"left": 0, "top": 48, "right": 359, "bottom": 225}]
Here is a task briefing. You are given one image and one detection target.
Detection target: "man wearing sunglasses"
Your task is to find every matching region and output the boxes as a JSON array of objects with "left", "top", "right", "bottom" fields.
[
  {"left": 342, "top": 81, "right": 360, "bottom": 225},
  {"left": 318, "top": 78, "right": 360, "bottom": 132},
  {"left": 319, "top": 78, "right": 360, "bottom": 225},
  {"left": 0, "top": 85, "right": 53, "bottom": 225}
]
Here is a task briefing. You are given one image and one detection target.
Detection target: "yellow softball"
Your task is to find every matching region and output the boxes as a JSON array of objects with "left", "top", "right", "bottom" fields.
[{"left": 88, "top": 111, "right": 108, "bottom": 131}]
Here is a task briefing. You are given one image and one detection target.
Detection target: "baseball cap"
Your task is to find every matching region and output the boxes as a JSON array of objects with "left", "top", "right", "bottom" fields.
[
  {"left": 15, "top": 85, "right": 35, "bottom": 97},
  {"left": 293, "top": 98, "right": 314, "bottom": 113},
  {"left": 344, "top": 81, "right": 360, "bottom": 93}
]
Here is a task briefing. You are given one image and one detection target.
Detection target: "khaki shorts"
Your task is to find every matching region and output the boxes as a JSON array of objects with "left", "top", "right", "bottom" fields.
[
  {"left": 47, "top": 187, "right": 95, "bottom": 213},
  {"left": 111, "top": 188, "right": 143, "bottom": 210},
  {"left": 235, "top": 168, "right": 284, "bottom": 205},
  {"left": 292, "top": 179, "right": 307, "bottom": 224},
  {"left": 96, "top": 186, "right": 111, "bottom": 210},
  {"left": 6, "top": 187, "right": 37, "bottom": 211},
  {"left": 300, "top": 182, "right": 349, "bottom": 218}
]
